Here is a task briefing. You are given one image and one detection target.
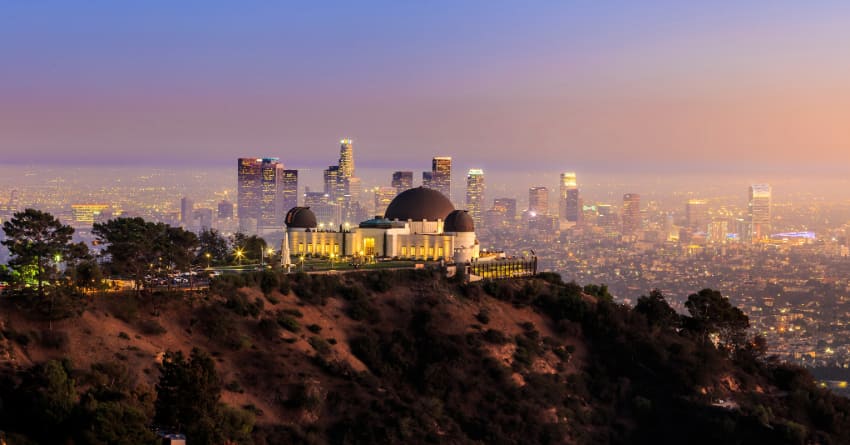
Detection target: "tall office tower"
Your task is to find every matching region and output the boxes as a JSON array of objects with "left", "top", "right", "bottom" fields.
[
  {"left": 237, "top": 158, "right": 263, "bottom": 232},
  {"left": 558, "top": 172, "right": 579, "bottom": 221},
  {"left": 707, "top": 220, "right": 729, "bottom": 244},
  {"left": 391, "top": 171, "right": 413, "bottom": 194},
  {"left": 422, "top": 171, "right": 433, "bottom": 188},
  {"left": 259, "top": 158, "right": 285, "bottom": 232},
  {"left": 622, "top": 193, "right": 641, "bottom": 235},
  {"left": 528, "top": 187, "right": 549, "bottom": 216},
  {"left": 686, "top": 199, "right": 709, "bottom": 231},
  {"left": 373, "top": 187, "right": 397, "bottom": 217},
  {"left": 748, "top": 184, "right": 772, "bottom": 242},
  {"left": 323, "top": 166, "right": 341, "bottom": 199},
  {"left": 217, "top": 200, "right": 234, "bottom": 219},
  {"left": 465, "top": 169, "right": 485, "bottom": 227},
  {"left": 493, "top": 198, "right": 517, "bottom": 221},
  {"left": 180, "top": 197, "right": 194, "bottom": 226},
  {"left": 338, "top": 138, "right": 355, "bottom": 179},
  {"left": 422, "top": 157, "right": 452, "bottom": 198},
  {"left": 281, "top": 169, "right": 299, "bottom": 213}
]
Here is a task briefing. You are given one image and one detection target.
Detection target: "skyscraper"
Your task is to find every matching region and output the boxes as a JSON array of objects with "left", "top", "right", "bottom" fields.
[
  {"left": 373, "top": 187, "right": 396, "bottom": 217},
  {"left": 237, "top": 158, "right": 263, "bottom": 232},
  {"left": 559, "top": 172, "right": 580, "bottom": 223},
  {"left": 281, "top": 169, "right": 299, "bottom": 213},
  {"left": 180, "top": 197, "right": 194, "bottom": 226},
  {"left": 686, "top": 199, "right": 708, "bottom": 231},
  {"left": 528, "top": 187, "right": 549, "bottom": 216},
  {"left": 338, "top": 138, "right": 354, "bottom": 179},
  {"left": 622, "top": 193, "right": 641, "bottom": 236},
  {"left": 749, "top": 184, "right": 772, "bottom": 242},
  {"left": 391, "top": 171, "right": 413, "bottom": 194},
  {"left": 465, "top": 169, "right": 485, "bottom": 227},
  {"left": 493, "top": 198, "right": 517, "bottom": 221},
  {"left": 259, "top": 158, "right": 285, "bottom": 232},
  {"left": 423, "top": 157, "right": 451, "bottom": 199},
  {"left": 238, "top": 157, "right": 288, "bottom": 234}
]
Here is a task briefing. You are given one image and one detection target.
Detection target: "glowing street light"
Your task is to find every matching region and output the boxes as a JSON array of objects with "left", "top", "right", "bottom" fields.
[{"left": 234, "top": 248, "right": 245, "bottom": 265}]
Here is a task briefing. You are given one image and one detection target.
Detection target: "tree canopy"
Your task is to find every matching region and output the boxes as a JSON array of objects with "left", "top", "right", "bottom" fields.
[{"left": 1, "top": 208, "right": 76, "bottom": 295}]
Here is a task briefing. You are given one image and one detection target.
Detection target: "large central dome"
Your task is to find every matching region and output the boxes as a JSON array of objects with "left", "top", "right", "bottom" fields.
[{"left": 384, "top": 187, "right": 455, "bottom": 221}]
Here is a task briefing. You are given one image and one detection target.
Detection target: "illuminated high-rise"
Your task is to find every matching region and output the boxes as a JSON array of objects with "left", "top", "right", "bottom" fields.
[
  {"left": 528, "top": 187, "right": 549, "bottom": 216},
  {"left": 373, "top": 187, "right": 396, "bottom": 216},
  {"left": 622, "top": 193, "right": 641, "bottom": 235},
  {"left": 391, "top": 171, "right": 413, "bottom": 194},
  {"left": 338, "top": 138, "right": 355, "bottom": 179},
  {"left": 423, "top": 157, "right": 452, "bottom": 199},
  {"left": 559, "top": 172, "right": 580, "bottom": 223},
  {"left": 238, "top": 157, "right": 289, "bottom": 234},
  {"left": 237, "top": 158, "right": 263, "bottom": 232},
  {"left": 748, "top": 184, "right": 772, "bottom": 242},
  {"left": 281, "top": 169, "right": 299, "bottom": 213},
  {"left": 259, "top": 158, "right": 285, "bottom": 232},
  {"left": 465, "top": 169, "right": 485, "bottom": 227},
  {"left": 493, "top": 198, "right": 517, "bottom": 221},
  {"left": 686, "top": 199, "right": 708, "bottom": 231}
]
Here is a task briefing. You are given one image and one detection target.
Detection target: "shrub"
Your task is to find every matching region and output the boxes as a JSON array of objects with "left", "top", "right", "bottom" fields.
[
  {"left": 259, "top": 270, "right": 279, "bottom": 296},
  {"left": 309, "top": 336, "right": 332, "bottom": 356},
  {"left": 307, "top": 324, "right": 322, "bottom": 334},
  {"left": 118, "top": 332, "right": 130, "bottom": 340},
  {"left": 138, "top": 319, "right": 167, "bottom": 336},
  {"left": 483, "top": 329, "right": 509, "bottom": 344},
  {"left": 476, "top": 309, "right": 491, "bottom": 325},
  {"left": 277, "top": 314, "right": 301, "bottom": 333}
]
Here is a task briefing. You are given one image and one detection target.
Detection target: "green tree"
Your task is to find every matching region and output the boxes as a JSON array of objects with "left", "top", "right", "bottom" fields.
[
  {"left": 156, "top": 348, "right": 233, "bottom": 443},
  {"left": 684, "top": 288, "right": 749, "bottom": 351},
  {"left": 635, "top": 289, "right": 680, "bottom": 329},
  {"left": 1, "top": 208, "right": 75, "bottom": 296},
  {"left": 230, "top": 232, "right": 267, "bottom": 263},
  {"left": 16, "top": 360, "right": 77, "bottom": 437},
  {"left": 196, "top": 228, "right": 229, "bottom": 266},
  {"left": 93, "top": 217, "right": 163, "bottom": 291}
]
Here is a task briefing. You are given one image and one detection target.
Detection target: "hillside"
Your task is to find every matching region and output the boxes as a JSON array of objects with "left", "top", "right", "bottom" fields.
[{"left": 1, "top": 269, "right": 849, "bottom": 444}]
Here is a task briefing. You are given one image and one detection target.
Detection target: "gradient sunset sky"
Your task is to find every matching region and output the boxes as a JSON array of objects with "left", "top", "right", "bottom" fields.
[{"left": 2, "top": 1, "right": 850, "bottom": 173}]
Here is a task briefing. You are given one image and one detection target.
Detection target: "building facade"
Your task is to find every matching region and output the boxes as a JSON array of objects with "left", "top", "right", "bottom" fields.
[{"left": 465, "top": 169, "right": 484, "bottom": 228}]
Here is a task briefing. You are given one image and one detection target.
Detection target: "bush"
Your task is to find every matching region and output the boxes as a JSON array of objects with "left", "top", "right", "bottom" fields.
[
  {"left": 277, "top": 314, "right": 301, "bottom": 333},
  {"left": 309, "top": 336, "right": 332, "bottom": 356},
  {"left": 138, "top": 319, "right": 167, "bottom": 336},
  {"left": 476, "top": 309, "right": 490, "bottom": 325},
  {"left": 483, "top": 329, "right": 508, "bottom": 344},
  {"left": 307, "top": 324, "right": 322, "bottom": 334},
  {"left": 118, "top": 331, "right": 131, "bottom": 340},
  {"left": 259, "top": 270, "right": 279, "bottom": 296}
]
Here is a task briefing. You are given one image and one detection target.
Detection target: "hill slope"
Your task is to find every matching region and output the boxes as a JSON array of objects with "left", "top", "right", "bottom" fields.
[{"left": 1, "top": 270, "right": 848, "bottom": 444}]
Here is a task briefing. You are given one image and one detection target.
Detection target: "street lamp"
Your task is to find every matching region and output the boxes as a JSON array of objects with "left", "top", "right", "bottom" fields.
[
  {"left": 264, "top": 247, "right": 274, "bottom": 268},
  {"left": 329, "top": 253, "right": 335, "bottom": 269},
  {"left": 299, "top": 255, "right": 305, "bottom": 271},
  {"left": 205, "top": 252, "right": 212, "bottom": 269},
  {"left": 234, "top": 248, "right": 245, "bottom": 265}
]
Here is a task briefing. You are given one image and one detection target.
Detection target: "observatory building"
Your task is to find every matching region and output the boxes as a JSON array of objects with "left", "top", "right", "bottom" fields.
[{"left": 284, "top": 187, "right": 479, "bottom": 264}]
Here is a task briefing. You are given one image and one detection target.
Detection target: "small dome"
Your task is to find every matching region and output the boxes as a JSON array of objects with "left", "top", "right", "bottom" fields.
[
  {"left": 384, "top": 187, "right": 455, "bottom": 221},
  {"left": 444, "top": 210, "right": 475, "bottom": 232},
  {"left": 285, "top": 207, "right": 317, "bottom": 229}
]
